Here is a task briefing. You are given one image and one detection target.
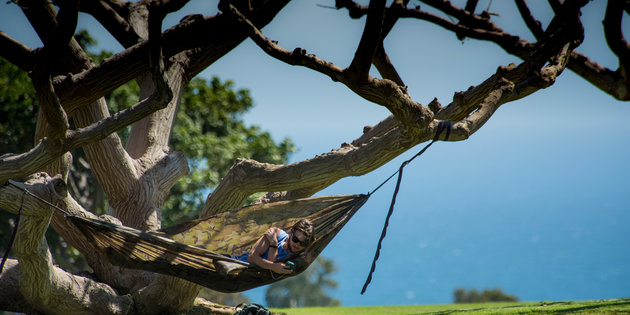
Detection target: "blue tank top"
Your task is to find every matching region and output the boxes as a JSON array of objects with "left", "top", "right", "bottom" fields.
[{"left": 234, "top": 230, "right": 290, "bottom": 263}]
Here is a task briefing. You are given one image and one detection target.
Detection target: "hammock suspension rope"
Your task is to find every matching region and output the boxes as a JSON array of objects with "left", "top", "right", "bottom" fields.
[{"left": 361, "top": 121, "right": 451, "bottom": 294}]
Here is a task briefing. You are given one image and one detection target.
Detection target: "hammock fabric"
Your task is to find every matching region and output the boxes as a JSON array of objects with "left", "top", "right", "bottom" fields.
[{"left": 69, "top": 194, "right": 369, "bottom": 293}]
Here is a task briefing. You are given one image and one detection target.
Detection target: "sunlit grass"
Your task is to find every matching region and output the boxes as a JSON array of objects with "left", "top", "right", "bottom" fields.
[{"left": 270, "top": 298, "right": 630, "bottom": 314}]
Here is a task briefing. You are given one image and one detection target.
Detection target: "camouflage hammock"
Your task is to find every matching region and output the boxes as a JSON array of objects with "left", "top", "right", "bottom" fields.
[{"left": 69, "top": 194, "right": 369, "bottom": 292}]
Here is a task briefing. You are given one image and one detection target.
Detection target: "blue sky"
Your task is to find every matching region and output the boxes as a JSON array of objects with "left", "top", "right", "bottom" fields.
[{"left": 1, "top": 0, "right": 629, "bottom": 307}]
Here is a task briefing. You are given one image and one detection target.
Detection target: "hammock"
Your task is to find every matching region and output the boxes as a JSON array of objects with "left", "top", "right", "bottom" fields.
[
  {"left": 1, "top": 122, "right": 450, "bottom": 294},
  {"left": 69, "top": 194, "right": 369, "bottom": 292}
]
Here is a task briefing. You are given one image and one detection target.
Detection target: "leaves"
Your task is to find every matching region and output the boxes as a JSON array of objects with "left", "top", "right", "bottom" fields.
[
  {"left": 0, "top": 58, "right": 37, "bottom": 153},
  {"left": 265, "top": 257, "right": 341, "bottom": 308},
  {"left": 163, "top": 76, "right": 295, "bottom": 225},
  {"left": 0, "top": 29, "right": 294, "bottom": 272},
  {"left": 454, "top": 288, "right": 519, "bottom": 303}
]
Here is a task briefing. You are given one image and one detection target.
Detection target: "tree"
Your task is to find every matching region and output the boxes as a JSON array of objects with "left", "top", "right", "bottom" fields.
[
  {"left": 454, "top": 288, "right": 519, "bottom": 304},
  {"left": 265, "top": 257, "right": 341, "bottom": 308},
  {"left": 0, "top": 32, "right": 293, "bottom": 271},
  {"left": 0, "top": 0, "right": 627, "bottom": 313}
]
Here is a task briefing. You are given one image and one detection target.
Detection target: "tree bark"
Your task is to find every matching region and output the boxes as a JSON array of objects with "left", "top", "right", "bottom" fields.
[
  {"left": 0, "top": 174, "right": 134, "bottom": 314},
  {"left": 0, "top": 0, "right": 615, "bottom": 313}
]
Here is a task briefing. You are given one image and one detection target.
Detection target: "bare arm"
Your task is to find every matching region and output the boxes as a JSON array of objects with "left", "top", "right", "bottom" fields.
[{"left": 247, "top": 228, "right": 292, "bottom": 274}]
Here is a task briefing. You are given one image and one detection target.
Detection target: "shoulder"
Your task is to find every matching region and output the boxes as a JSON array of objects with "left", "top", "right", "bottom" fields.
[
  {"left": 266, "top": 227, "right": 280, "bottom": 233},
  {"left": 278, "top": 229, "right": 288, "bottom": 240}
]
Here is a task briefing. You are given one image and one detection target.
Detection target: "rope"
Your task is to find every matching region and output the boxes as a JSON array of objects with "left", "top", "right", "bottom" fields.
[
  {"left": 0, "top": 181, "right": 71, "bottom": 273},
  {"left": 361, "top": 121, "right": 451, "bottom": 294},
  {"left": 0, "top": 189, "right": 25, "bottom": 274},
  {"left": 4, "top": 181, "right": 70, "bottom": 216}
]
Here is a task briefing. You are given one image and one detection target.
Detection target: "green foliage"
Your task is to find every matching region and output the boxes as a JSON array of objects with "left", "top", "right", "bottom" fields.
[
  {"left": 74, "top": 29, "right": 295, "bottom": 225},
  {"left": 163, "top": 76, "right": 294, "bottom": 225},
  {"left": 0, "top": 56, "right": 89, "bottom": 271},
  {"left": 454, "top": 288, "right": 519, "bottom": 304},
  {"left": 0, "top": 57, "right": 37, "bottom": 153},
  {"left": 0, "top": 30, "right": 294, "bottom": 273},
  {"left": 265, "top": 257, "right": 341, "bottom": 308}
]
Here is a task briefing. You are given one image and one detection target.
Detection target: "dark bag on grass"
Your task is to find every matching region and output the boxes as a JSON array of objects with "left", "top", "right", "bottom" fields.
[{"left": 234, "top": 303, "right": 271, "bottom": 315}]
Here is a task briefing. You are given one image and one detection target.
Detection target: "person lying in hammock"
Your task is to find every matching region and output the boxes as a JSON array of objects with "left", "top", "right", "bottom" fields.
[{"left": 233, "top": 219, "right": 314, "bottom": 274}]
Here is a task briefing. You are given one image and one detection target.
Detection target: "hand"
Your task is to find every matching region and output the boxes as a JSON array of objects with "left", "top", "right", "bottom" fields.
[{"left": 271, "top": 262, "right": 293, "bottom": 274}]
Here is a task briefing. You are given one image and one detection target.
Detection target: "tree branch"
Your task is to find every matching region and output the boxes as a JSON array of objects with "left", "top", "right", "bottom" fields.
[
  {"left": 31, "top": 69, "right": 69, "bottom": 142},
  {"left": 515, "top": 0, "right": 545, "bottom": 40},
  {"left": 335, "top": 0, "right": 368, "bottom": 18},
  {"left": 0, "top": 83, "right": 172, "bottom": 184},
  {"left": 78, "top": 0, "right": 141, "bottom": 48},
  {"left": 202, "top": 120, "right": 456, "bottom": 217},
  {"left": 48, "top": 0, "right": 79, "bottom": 57},
  {"left": 54, "top": 2, "right": 286, "bottom": 114},
  {"left": 205, "top": 0, "right": 581, "bottom": 216},
  {"left": 122, "top": 0, "right": 175, "bottom": 160},
  {"left": 400, "top": 3, "right": 530, "bottom": 58},
  {"left": 464, "top": 0, "right": 479, "bottom": 14},
  {"left": 603, "top": 0, "right": 630, "bottom": 80},
  {"left": 0, "top": 174, "right": 134, "bottom": 314},
  {"left": 19, "top": 0, "right": 91, "bottom": 76},
  {"left": 346, "top": 0, "right": 386, "bottom": 81},
  {"left": 234, "top": 0, "right": 581, "bottom": 214},
  {"left": 395, "top": 0, "right": 628, "bottom": 100},
  {"left": 0, "top": 31, "right": 35, "bottom": 72},
  {"left": 221, "top": 2, "right": 433, "bottom": 134},
  {"left": 372, "top": 0, "right": 407, "bottom": 87}
]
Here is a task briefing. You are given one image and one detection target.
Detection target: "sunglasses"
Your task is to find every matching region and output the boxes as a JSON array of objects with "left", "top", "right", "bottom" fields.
[{"left": 291, "top": 234, "right": 306, "bottom": 245}]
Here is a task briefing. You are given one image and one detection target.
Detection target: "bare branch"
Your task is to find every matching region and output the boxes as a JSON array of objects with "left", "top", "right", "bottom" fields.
[
  {"left": 548, "top": 0, "right": 563, "bottom": 14},
  {"left": 372, "top": 0, "right": 408, "bottom": 86},
  {"left": 19, "top": 0, "right": 59, "bottom": 47},
  {"left": 78, "top": 0, "right": 141, "bottom": 47},
  {"left": 401, "top": 3, "right": 530, "bottom": 57},
  {"left": 569, "top": 50, "right": 630, "bottom": 100},
  {"left": 54, "top": 4, "right": 286, "bottom": 113},
  {"left": 515, "top": 0, "right": 544, "bottom": 40},
  {"left": 147, "top": 0, "right": 172, "bottom": 100},
  {"left": 373, "top": 45, "right": 405, "bottom": 86},
  {"left": 464, "top": 0, "right": 479, "bottom": 14},
  {"left": 603, "top": 0, "right": 630, "bottom": 74},
  {"left": 31, "top": 70, "right": 69, "bottom": 141},
  {"left": 202, "top": 120, "right": 456, "bottom": 217},
  {"left": 220, "top": 2, "right": 345, "bottom": 79},
  {"left": 222, "top": 3, "right": 433, "bottom": 133},
  {"left": 53, "top": 43, "right": 150, "bottom": 114},
  {"left": 0, "top": 84, "right": 171, "bottom": 184},
  {"left": 0, "top": 31, "right": 35, "bottom": 72},
  {"left": 396, "top": 0, "right": 630, "bottom": 101},
  {"left": 347, "top": 0, "right": 386, "bottom": 80},
  {"left": 66, "top": 87, "right": 172, "bottom": 148},
  {"left": 48, "top": 0, "right": 79, "bottom": 55},
  {"left": 335, "top": 0, "right": 368, "bottom": 18}
]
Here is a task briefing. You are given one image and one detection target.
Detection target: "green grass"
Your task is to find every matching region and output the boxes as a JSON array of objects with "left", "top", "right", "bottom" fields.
[{"left": 270, "top": 298, "right": 630, "bottom": 314}]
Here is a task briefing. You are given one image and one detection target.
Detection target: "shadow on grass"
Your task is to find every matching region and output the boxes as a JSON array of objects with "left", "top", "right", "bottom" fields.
[{"left": 420, "top": 298, "right": 630, "bottom": 315}]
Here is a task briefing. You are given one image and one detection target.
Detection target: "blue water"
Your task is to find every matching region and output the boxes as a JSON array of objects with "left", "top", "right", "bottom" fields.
[{"left": 242, "top": 102, "right": 630, "bottom": 306}]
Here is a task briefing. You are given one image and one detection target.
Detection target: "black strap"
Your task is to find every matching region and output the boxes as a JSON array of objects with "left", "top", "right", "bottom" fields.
[
  {"left": 0, "top": 190, "right": 25, "bottom": 273},
  {"left": 0, "top": 181, "right": 70, "bottom": 273},
  {"left": 361, "top": 121, "right": 451, "bottom": 294}
]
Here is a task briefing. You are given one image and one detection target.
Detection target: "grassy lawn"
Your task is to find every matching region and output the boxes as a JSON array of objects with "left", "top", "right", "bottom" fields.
[{"left": 270, "top": 298, "right": 630, "bottom": 314}]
